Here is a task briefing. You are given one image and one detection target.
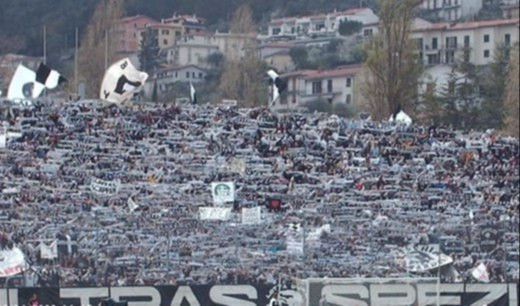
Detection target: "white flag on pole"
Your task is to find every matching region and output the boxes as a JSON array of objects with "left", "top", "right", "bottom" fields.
[
  {"left": 100, "top": 58, "right": 148, "bottom": 103},
  {"left": 40, "top": 240, "right": 58, "bottom": 259},
  {"left": 128, "top": 197, "right": 139, "bottom": 213},
  {"left": 471, "top": 262, "right": 490, "bottom": 283}
]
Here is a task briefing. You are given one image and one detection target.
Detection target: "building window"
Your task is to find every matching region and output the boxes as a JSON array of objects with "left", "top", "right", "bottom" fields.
[
  {"left": 484, "top": 34, "right": 490, "bottom": 43},
  {"left": 346, "top": 94, "right": 352, "bottom": 104},
  {"left": 446, "top": 36, "right": 457, "bottom": 49},
  {"left": 464, "top": 35, "right": 470, "bottom": 48},
  {"left": 346, "top": 77, "right": 352, "bottom": 87},
  {"left": 427, "top": 53, "right": 440, "bottom": 65},
  {"left": 199, "top": 72, "right": 203, "bottom": 79},
  {"left": 272, "top": 28, "right": 281, "bottom": 35},
  {"left": 163, "top": 39, "right": 168, "bottom": 45},
  {"left": 505, "top": 34, "right": 511, "bottom": 45},
  {"left": 186, "top": 72, "right": 190, "bottom": 78},
  {"left": 312, "top": 81, "right": 322, "bottom": 94},
  {"left": 363, "top": 29, "right": 373, "bottom": 37},
  {"left": 464, "top": 50, "right": 470, "bottom": 62},
  {"left": 484, "top": 50, "right": 490, "bottom": 58},
  {"left": 327, "top": 80, "right": 333, "bottom": 93},
  {"left": 415, "top": 38, "right": 423, "bottom": 50},
  {"left": 432, "top": 37, "right": 438, "bottom": 49},
  {"left": 445, "top": 50, "right": 455, "bottom": 64},
  {"left": 175, "top": 72, "right": 178, "bottom": 78},
  {"left": 192, "top": 72, "right": 196, "bottom": 78}
]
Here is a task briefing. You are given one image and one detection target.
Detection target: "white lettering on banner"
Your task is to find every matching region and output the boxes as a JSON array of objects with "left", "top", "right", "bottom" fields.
[
  {"left": 311, "top": 283, "right": 517, "bottom": 306},
  {"left": 90, "top": 178, "right": 121, "bottom": 196},
  {"left": 416, "top": 284, "right": 463, "bottom": 305},
  {"left": 466, "top": 284, "right": 508, "bottom": 306},
  {"left": 209, "top": 285, "right": 258, "bottom": 306},
  {"left": 60, "top": 287, "right": 109, "bottom": 306},
  {"left": 0, "top": 247, "right": 26, "bottom": 277},
  {"left": 171, "top": 286, "right": 201, "bottom": 306},
  {"left": 370, "top": 284, "right": 416, "bottom": 306},
  {"left": 111, "top": 287, "right": 161, "bottom": 306},
  {"left": 322, "top": 285, "right": 369, "bottom": 306},
  {"left": 199, "top": 207, "right": 232, "bottom": 221}
]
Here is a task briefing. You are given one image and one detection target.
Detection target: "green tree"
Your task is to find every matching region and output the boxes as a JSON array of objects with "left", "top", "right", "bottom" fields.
[
  {"left": 290, "top": 47, "right": 312, "bottom": 69},
  {"left": 138, "top": 27, "right": 163, "bottom": 74},
  {"left": 338, "top": 20, "right": 363, "bottom": 37},
  {"left": 363, "top": 0, "right": 423, "bottom": 120}
]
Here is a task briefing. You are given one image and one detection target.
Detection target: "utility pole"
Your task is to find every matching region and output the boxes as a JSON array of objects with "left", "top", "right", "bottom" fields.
[{"left": 75, "top": 27, "right": 79, "bottom": 94}]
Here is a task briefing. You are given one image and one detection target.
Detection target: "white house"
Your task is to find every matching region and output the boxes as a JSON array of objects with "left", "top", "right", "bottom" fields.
[
  {"left": 411, "top": 18, "right": 519, "bottom": 66},
  {"left": 143, "top": 65, "right": 207, "bottom": 98},
  {"left": 163, "top": 33, "right": 219, "bottom": 68},
  {"left": 277, "top": 65, "right": 362, "bottom": 109},
  {"left": 267, "top": 8, "right": 379, "bottom": 39},
  {"left": 420, "top": 0, "right": 483, "bottom": 21}
]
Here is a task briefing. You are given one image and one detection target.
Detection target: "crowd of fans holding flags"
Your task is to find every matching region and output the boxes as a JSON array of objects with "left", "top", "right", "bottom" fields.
[{"left": 0, "top": 96, "right": 518, "bottom": 288}]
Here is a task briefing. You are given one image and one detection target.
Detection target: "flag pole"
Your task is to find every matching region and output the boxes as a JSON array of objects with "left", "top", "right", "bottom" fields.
[
  {"left": 43, "top": 25, "right": 47, "bottom": 65},
  {"left": 105, "top": 29, "right": 108, "bottom": 71},
  {"left": 74, "top": 27, "right": 79, "bottom": 95}
]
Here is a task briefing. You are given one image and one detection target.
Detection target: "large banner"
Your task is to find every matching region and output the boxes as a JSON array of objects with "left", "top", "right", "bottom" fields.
[
  {"left": 90, "top": 178, "right": 121, "bottom": 196},
  {"left": 306, "top": 278, "right": 519, "bottom": 306},
  {"left": 0, "top": 247, "right": 26, "bottom": 278},
  {"left": 10, "top": 285, "right": 273, "bottom": 306}
]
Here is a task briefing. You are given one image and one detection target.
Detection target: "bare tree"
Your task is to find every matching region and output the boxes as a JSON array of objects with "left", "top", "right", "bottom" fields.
[
  {"left": 363, "top": 0, "right": 423, "bottom": 120},
  {"left": 218, "top": 4, "right": 266, "bottom": 107},
  {"left": 504, "top": 44, "right": 519, "bottom": 137},
  {"left": 77, "top": 0, "right": 125, "bottom": 98}
]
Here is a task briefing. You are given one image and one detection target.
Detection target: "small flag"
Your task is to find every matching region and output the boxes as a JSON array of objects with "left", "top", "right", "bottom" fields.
[
  {"left": 471, "top": 262, "right": 489, "bottom": 283},
  {"left": 35, "top": 63, "right": 67, "bottom": 89},
  {"left": 40, "top": 240, "right": 58, "bottom": 259},
  {"left": 190, "top": 82, "right": 197, "bottom": 104},
  {"left": 7, "top": 64, "right": 44, "bottom": 99},
  {"left": 128, "top": 197, "right": 139, "bottom": 213},
  {"left": 267, "top": 69, "right": 287, "bottom": 106}
]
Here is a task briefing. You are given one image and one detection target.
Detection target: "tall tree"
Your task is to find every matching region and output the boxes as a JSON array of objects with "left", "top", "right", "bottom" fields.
[
  {"left": 478, "top": 44, "right": 510, "bottom": 129},
  {"left": 504, "top": 44, "right": 519, "bottom": 137},
  {"left": 362, "top": 0, "right": 423, "bottom": 120},
  {"left": 77, "top": 0, "right": 125, "bottom": 98},
  {"left": 138, "top": 27, "right": 163, "bottom": 74},
  {"left": 218, "top": 4, "right": 267, "bottom": 107}
]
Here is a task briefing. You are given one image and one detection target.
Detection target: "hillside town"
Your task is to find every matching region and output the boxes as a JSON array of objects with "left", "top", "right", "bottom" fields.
[{"left": 0, "top": 0, "right": 518, "bottom": 115}]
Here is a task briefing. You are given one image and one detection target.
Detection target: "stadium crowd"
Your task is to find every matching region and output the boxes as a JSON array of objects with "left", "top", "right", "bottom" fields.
[{"left": 0, "top": 99, "right": 518, "bottom": 288}]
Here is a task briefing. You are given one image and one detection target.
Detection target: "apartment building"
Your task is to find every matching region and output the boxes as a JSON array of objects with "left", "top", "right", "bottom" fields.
[
  {"left": 277, "top": 65, "right": 362, "bottom": 109},
  {"left": 114, "top": 15, "right": 158, "bottom": 54},
  {"left": 411, "top": 18, "right": 519, "bottom": 66},
  {"left": 163, "top": 33, "right": 219, "bottom": 67},
  {"left": 267, "top": 8, "right": 379, "bottom": 39},
  {"left": 420, "top": 0, "right": 483, "bottom": 21},
  {"left": 143, "top": 64, "right": 207, "bottom": 98},
  {"left": 501, "top": 0, "right": 520, "bottom": 18}
]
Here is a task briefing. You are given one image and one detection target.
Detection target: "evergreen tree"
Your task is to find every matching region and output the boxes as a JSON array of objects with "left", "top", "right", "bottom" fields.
[
  {"left": 138, "top": 27, "right": 163, "bottom": 74},
  {"left": 504, "top": 43, "right": 519, "bottom": 137}
]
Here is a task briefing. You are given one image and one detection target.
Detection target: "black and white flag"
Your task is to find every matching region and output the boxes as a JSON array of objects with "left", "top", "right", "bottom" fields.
[
  {"left": 267, "top": 69, "right": 287, "bottom": 106},
  {"left": 35, "top": 63, "right": 67, "bottom": 89},
  {"left": 100, "top": 58, "right": 148, "bottom": 103},
  {"left": 190, "top": 82, "right": 197, "bottom": 104}
]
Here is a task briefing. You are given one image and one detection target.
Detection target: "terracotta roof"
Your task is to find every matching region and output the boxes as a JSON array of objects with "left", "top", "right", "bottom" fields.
[
  {"left": 156, "top": 65, "right": 207, "bottom": 74},
  {"left": 270, "top": 8, "right": 370, "bottom": 25},
  {"left": 413, "top": 18, "right": 520, "bottom": 32},
  {"left": 118, "top": 15, "right": 158, "bottom": 24},
  {"left": 260, "top": 42, "right": 295, "bottom": 49},
  {"left": 281, "top": 65, "right": 362, "bottom": 79}
]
